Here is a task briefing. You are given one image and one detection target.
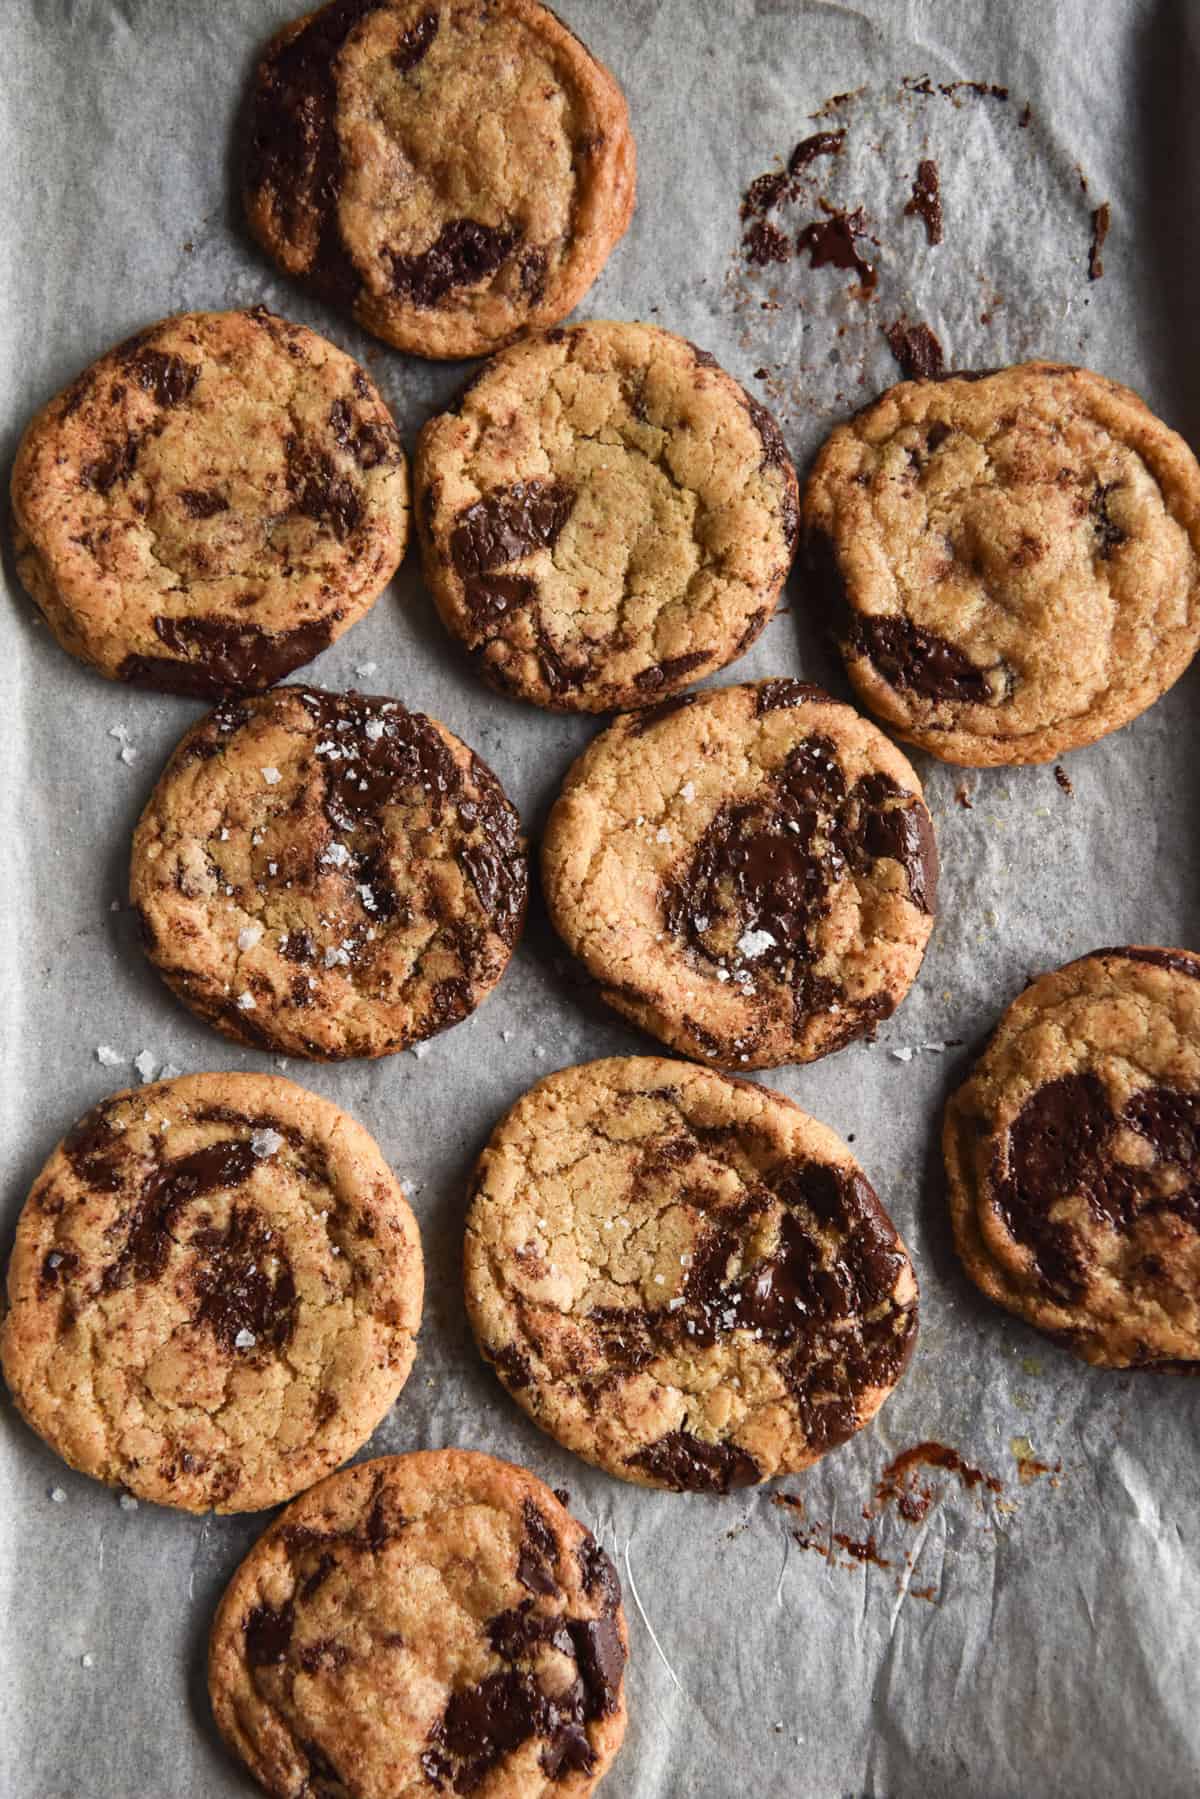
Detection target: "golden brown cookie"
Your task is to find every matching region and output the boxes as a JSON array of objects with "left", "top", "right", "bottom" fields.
[
  {"left": 945, "top": 947, "right": 1200, "bottom": 1367},
  {"left": 465, "top": 1057, "right": 919, "bottom": 1491},
  {"left": 131, "top": 685, "right": 527, "bottom": 1060},
  {"left": 0, "top": 1074, "right": 423, "bottom": 1512},
  {"left": 803, "top": 362, "right": 1200, "bottom": 765},
  {"left": 542, "top": 680, "right": 937, "bottom": 1069},
  {"left": 10, "top": 308, "right": 408, "bottom": 695},
  {"left": 208, "top": 1449, "right": 628, "bottom": 1798},
  {"left": 244, "top": 0, "right": 636, "bottom": 359},
  {"left": 415, "top": 322, "right": 799, "bottom": 710}
]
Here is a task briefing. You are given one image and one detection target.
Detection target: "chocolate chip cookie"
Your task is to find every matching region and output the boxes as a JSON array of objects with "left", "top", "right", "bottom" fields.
[
  {"left": 208, "top": 1449, "right": 628, "bottom": 1797},
  {"left": 945, "top": 947, "right": 1200, "bottom": 1367},
  {"left": 131, "top": 686, "right": 527, "bottom": 1059},
  {"left": 542, "top": 680, "right": 937, "bottom": 1068},
  {"left": 244, "top": 0, "right": 636, "bottom": 359},
  {"left": 465, "top": 1057, "right": 919, "bottom": 1491},
  {"left": 11, "top": 309, "right": 408, "bottom": 696},
  {"left": 804, "top": 362, "right": 1200, "bottom": 765},
  {"left": 415, "top": 322, "right": 799, "bottom": 710},
  {"left": 0, "top": 1074, "right": 423, "bottom": 1512}
]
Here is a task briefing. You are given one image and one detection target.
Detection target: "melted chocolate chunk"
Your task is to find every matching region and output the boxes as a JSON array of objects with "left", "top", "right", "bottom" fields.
[
  {"left": 286, "top": 435, "right": 363, "bottom": 540},
  {"left": 568, "top": 1617, "right": 625, "bottom": 1717},
  {"left": 1101, "top": 947, "right": 1200, "bottom": 980},
  {"left": 119, "top": 615, "right": 334, "bottom": 696},
  {"left": 393, "top": 8, "right": 437, "bottom": 69},
  {"left": 81, "top": 436, "right": 138, "bottom": 492},
  {"left": 178, "top": 487, "right": 229, "bottom": 518},
  {"left": 39, "top": 1248, "right": 80, "bottom": 1294},
  {"left": 851, "top": 614, "right": 995, "bottom": 704},
  {"left": 328, "top": 395, "right": 398, "bottom": 469},
  {"left": 1089, "top": 480, "right": 1126, "bottom": 558},
  {"left": 883, "top": 318, "right": 945, "bottom": 380},
  {"left": 662, "top": 732, "right": 934, "bottom": 1002},
  {"left": 575, "top": 1535, "right": 621, "bottom": 1609},
  {"left": 101, "top": 1139, "right": 258, "bottom": 1293},
  {"left": 627, "top": 692, "right": 698, "bottom": 736},
  {"left": 388, "top": 218, "right": 519, "bottom": 307},
  {"left": 795, "top": 206, "right": 877, "bottom": 294},
  {"left": 626, "top": 1430, "right": 760, "bottom": 1494},
  {"left": 516, "top": 1500, "right": 560, "bottom": 1596},
  {"left": 129, "top": 348, "right": 199, "bottom": 407},
  {"left": 247, "top": 0, "right": 379, "bottom": 308},
  {"left": 63, "top": 1103, "right": 125, "bottom": 1192},
  {"left": 755, "top": 678, "right": 827, "bottom": 714},
  {"left": 244, "top": 1597, "right": 294, "bottom": 1666},
  {"left": 423, "top": 1669, "right": 586, "bottom": 1794},
  {"left": 462, "top": 573, "right": 537, "bottom": 635},
  {"left": 632, "top": 651, "right": 711, "bottom": 693},
  {"left": 192, "top": 1205, "right": 298, "bottom": 1353},
  {"left": 450, "top": 481, "right": 574, "bottom": 577},
  {"left": 904, "top": 159, "right": 944, "bottom": 245}
]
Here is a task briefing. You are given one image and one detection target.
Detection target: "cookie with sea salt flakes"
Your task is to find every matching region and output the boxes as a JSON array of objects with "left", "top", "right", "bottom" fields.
[
  {"left": 945, "top": 947, "right": 1200, "bottom": 1368},
  {"left": 415, "top": 321, "right": 799, "bottom": 710},
  {"left": 244, "top": 0, "right": 636, "bottom": 359},
  {"left": 0, "top": 1073, "right": 423, "bottom": 1513},
  {"left": 465, "top": 1057, "right": 919, "bottom": 1491},
  {"left": 541, "top": 680, "right": 937, "bottom": 1069},
  {"left": 803, "top": 361, "right": 1200, "bottom": 765},
  {"left": 208, "top": 1449, "right": 628, "bottom": 1798},
  {"left": 130, "top": 685, "right": 527, "bottom": 1059},
  {"left": 10, "top": 308, "right": 408, "bottom": 695}
]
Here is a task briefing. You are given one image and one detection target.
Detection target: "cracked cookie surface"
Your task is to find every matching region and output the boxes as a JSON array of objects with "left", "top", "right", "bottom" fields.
[
  {"left": 542, "top": 680, "right": 937, "bottom": 1069},
  {"left": 10, "top": 308, "right": 408, "bottom": 695},
  {"left": 0, "top": 1074, "right": 422, "bottom": 1512},
  {"left": 244, "top": 0, "right": 636, "bottom": 359},
  {"left": 131, "top": 686, "right": 527, "bottom": 1060},
  {"left": 945, "top": 948, "right": 1200, "bottom": 1368},
  {"left": 209, "top": 1448, "right": 628, "bottom": 1798},
  {"left": 465, "top": 1057, "right": 918, "bottom": 1491},
  {"left": 803, "top": 362, "right": 1200, "bottom": 765},
  {"left": 415, "top": 322, "right": 798, "bottom": 710}
]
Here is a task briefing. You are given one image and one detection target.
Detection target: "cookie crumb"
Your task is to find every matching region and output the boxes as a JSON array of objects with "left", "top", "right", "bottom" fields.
[{"left": 1054, "top": 764, "right": 1074, "bottom": 794}]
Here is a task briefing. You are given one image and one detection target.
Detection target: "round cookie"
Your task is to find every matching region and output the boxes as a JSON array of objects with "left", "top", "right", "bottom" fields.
[
  {"left": 465, "top": 1057, "right": 919, "bottom": 1491},
  {"left": 0, "top": 1074, "right": 423, "bottom": 1512},
  {"left": 209, "top": 1449, "right": 628, "bottom": 1798},
  {"left": 803, "top": 361, "right": 1200, "bottom": 766},
  {"left": 11, "top": 308, "right": 408, "bottom": 695},
  {"left": 131, "top": 686, "right": 527, "bottom": 1060},
  {"left": 542, "top": 679, "right": 937, "bottom": 1069},
  {"left": 945, "top": 947, "right": 1200, "bottom": 1368},
  {"left": 244, "top": 0, "right": 636, "bottom": 359},
  {"left": 415, "top": 322, "right": 799, "bottom": 711}
]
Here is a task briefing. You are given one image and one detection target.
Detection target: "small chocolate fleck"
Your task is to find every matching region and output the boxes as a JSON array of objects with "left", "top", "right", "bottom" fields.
[
  {"left": 904, "top": 159, "right": 944, "bottom": 245},
  {"left": 883, "top": 318, "right": 945, "bottom": 381},
  {"left": 1088, "top": 202, "right": 1111, "bottom": 280}
]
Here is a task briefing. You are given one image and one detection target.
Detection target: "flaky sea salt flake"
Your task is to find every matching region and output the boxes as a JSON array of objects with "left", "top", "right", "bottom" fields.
[
  {"left": 96, "top": 1045, "right": 124, "bottom": 1067},
  {"left": 261, "top": 766, "right": 281, "bottom": 785}
]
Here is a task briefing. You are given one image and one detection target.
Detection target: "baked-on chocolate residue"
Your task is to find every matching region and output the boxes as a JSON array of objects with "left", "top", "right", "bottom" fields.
[
  {"left": 795, "top": 204, "right": 878, "bottom": 295},
  {"left": 883, "top": 318, "right": 945, "bottom": 380},
  {"left": 849, "top": 613, "right": 997, "bottom": 705},
  {"left": 119, "top": 615, "right": 335, "bottom": 697},
  {"left": 904, "top": 159, "right": 944, "bottom": 245},
  {"left": 743, "top": 219, "right": 791, "bottom": 266},
  {"left": 1088, "top": 201, "right": 1111, "bottom": 280},
  {"left": 789, "top": 129, "right": 847, "bottom": 172},
  {"left": 876, "top": 1442, "right": 1003, "bottom": 1520}
]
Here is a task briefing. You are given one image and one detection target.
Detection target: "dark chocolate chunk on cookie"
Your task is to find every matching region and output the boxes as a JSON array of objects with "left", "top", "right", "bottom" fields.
[
  {"left": 10, "top": 310, "right": 407, "bottom": 694},
  {"left": 945, "top": 947, "right": 1200, "bottom": 1366},
  {"left": 465, "top": 1057, "right": 918, "bottom": 1488},
  {"left": 243, "top": 0, "right": 636, "bottom": 358},
  {"left": 0, "top": 1074, "right": 422, "bottom": 1511},
  {"left": 803, "top": 362, "right": 1200, "bottom": 765},
  {"left": 208, "top": 1450, "right": 628, "bottom": 1797},
  {"left": 542, "top": 680, "right": 936, "bottom": 1068},
  {"left": 131, "top": 686, "right": 527, "bottom": 1060}
]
